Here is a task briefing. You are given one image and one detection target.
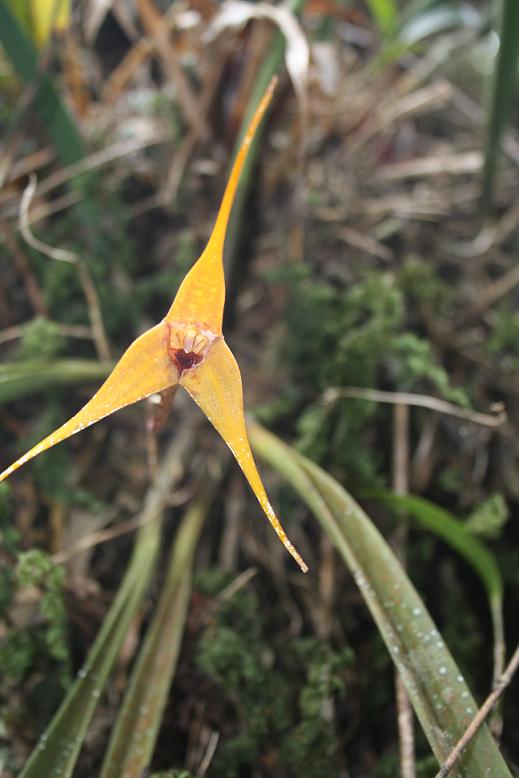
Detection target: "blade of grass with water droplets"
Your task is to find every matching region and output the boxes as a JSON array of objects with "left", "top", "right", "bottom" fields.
[
  {"left": 20, "top": 517, "right": 161, "bottom": 778},
  {"left": 482, "top": 0, "right": 519, "bottom": 207},
  {"left": 100, "top": 493, "right": 209, "bottom": 778},
  {"left": 18, "top": 432, "right": 190, "bottom": 778},
  {"left": 249, "top": 421, "right": 512, "bottom": 778},
  {"left": 369, "top": 491, "right": 505, "bottom": 682}
]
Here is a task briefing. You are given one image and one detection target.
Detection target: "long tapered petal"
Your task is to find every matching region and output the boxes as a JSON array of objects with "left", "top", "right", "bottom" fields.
[
  {"left": 180, "top": 338, "right": 308, "bottom": 572},
  {"left": 165, "top": 77, "right": 277, "bottom": 335},
  {"left": 0, "top": 323, "right": 177, "bottom": 482}
]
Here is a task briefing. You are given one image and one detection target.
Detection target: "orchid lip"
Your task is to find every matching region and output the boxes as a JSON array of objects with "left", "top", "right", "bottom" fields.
[{"left": 165, "top": 320, "right": 219, "bottom": 377}]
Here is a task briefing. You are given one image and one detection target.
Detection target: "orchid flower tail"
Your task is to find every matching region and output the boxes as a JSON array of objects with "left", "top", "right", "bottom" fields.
[
  {"left": 165, "top": 77, "right": 278, "bottom": 335},
  {"left": 181, "top": 338, "right": 308, "bottom": 573},
  {"left": 0, "top": 323, "right": 177, "bottom": 482}
]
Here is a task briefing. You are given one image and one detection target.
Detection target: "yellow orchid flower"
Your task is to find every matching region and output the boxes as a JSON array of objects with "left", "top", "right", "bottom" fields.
[{"left": 1, "top": 78, "right": 308, "bottom": 573}]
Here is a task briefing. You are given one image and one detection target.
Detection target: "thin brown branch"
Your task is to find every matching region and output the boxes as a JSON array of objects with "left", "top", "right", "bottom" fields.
[
  {"left": 137, "top": 0, "right": 210, "bottom": 140},
  {"left": 435, "top": 641, "right": 519, "bottom": 778},
  {"left": 459, "top": 260, "right": 519, "bottom": 324},
  {"left": 392, "top": 404, "right": 416, "bottom": 778},
  {"left": 0, "top": 320, "right": 93, "bottom": 346},
  {"left": 324, "top": 387, "right": 506, "bottom": 428},
  {"left": 19, "top": 175, "right": 111, "bottom": 361},
  {"left": 161, "top": 38, "right": 229, "bottom": 205},
  {"left": 3, "top": 231, "right": 49, "bottom": 316},
  {"left": 53, "top": 421, "right": 197, "bottom": 565},
  {"left": 197, "top": 731, "right": 220, "bottom": 778},
  {"left": 1, "top": 134, "right": 167, "bottom": 222},
  {"left": 3, "top": 189, "right": 81, "bottom": 231}
]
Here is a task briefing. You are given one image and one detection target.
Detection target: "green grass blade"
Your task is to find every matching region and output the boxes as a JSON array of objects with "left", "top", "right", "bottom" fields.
[
  {"left": 249, "top": 422, "right": 511, "bottom": 778},
  {"left": 0, "top": 0, "right": 85, "bottom": 166},
  {"left": 0, "top": 0, "right": 100, "bottom": 246},
  {"left": 370, "top": 491, "right": 505, "bottom": 681},
  {"left": 369, "top": 492, "right": 503, "bottom": 605},
  {"left": 100, "top": 495, "right": 209, "bottom": 778},
  {"left": 18, "top": 432, "right": 190, "bottom": 778},
  {"left": 366, "top": 0, "right": 398, "bottom": 38},
  {"left": 0, "top": 360, "right": 113, "bottom": 403},
  {"left": 19, "top": 517, "right": 161, "bottom": 778},
  {"left": 481, "top": 0, "right": 519, "bottom": 207}
]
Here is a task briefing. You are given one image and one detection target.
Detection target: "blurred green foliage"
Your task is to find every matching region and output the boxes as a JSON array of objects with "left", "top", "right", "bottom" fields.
[
  {"left": 17, "top": 317, "right": 65, "bottom": 361},
  {"left": 466, "top": 493, "right": 509, "bottom": 539},
  {"left": 486, "top": 303, "right": 519, "bottom": 368},
  {"left": 0, "top": 547, "right": 70, "bottom": 687},
  {"left": 259, "top": 262, "right": 467, "bottom": 484}
]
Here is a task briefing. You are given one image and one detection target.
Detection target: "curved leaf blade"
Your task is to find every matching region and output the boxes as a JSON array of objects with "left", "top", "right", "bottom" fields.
[
  {"left": 370, "top": 491, "right": 503, "bottom": 605},
  {"left": 250, "top": 422, "right": 511, "bottom": 778},
  {"left": 0, "top": 360, "right": 112, "bottom": 404},
  {"left": 370, "top": 490, "right": 505, "bottom": 681},
  {"left": 100, "top": 495, "right": 208, "bottom": 778}
]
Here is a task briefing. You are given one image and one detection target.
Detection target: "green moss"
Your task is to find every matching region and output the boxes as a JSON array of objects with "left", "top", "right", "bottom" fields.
[
  {"left": 0, "top": 548, "right": 70, "bottom": 686},
  {"left": 486, "top": 303, "right": 519, "bottom": 367},
  {"left": 466, "top": 493, "right": 509, "bottom": 539},
  {"left": 195, "top": 570, "right": 353, "bottom": 777},
  {"left": 398, "top": 255, "right": 453, "bottom": 316},
  {"left": 12, "top": 550, "right": 71, "bottom": 684},
  {"left": 264, "top": 264, "right": 467, "bottom": 483},
  {"left": 0, "top": 485, "right": 18, "bottom": 613},
  {"left": 0, "top": 630, "right": 35, "bottom": 681},
  {"left": 17, "top": 317, "right": 65, "bottom": 361}
]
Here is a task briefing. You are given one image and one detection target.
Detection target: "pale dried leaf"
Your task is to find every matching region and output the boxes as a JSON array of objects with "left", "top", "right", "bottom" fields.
[{"left": 206, "top": 0, "right": 309, "bottom": 124}]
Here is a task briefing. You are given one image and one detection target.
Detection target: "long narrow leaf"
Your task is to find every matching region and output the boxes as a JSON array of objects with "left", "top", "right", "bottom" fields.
[
  {"left": 0, "top": 0, "right": 85, "bottom": 166},
  {"left": 366, "top": 0, "right": 398, "bottom": 37},
  {"left": 100, "top": 494, "right": 209, "bottom": 778},
  {"left": 369, "top": 492, "right": 503, "bottom": 604},
  {"left": 249, "top": 422, "right": 511, "bottom": 778},
  {"left": 482, "top": 0, "right": 519, "bottom": 207},
  {"left": 18, "top": 432, "right": 191, "bottom": 778},
  {"left": 20, "top": 516, "right": 161, "bottom": 778},
  {"left": 369, "top": 491, "right": 504, "bottom": 679},
  {"left": 0, "top": 0, "right": 99, "bottom": 243},
  {"left": 0, "top": 360, "right": 112, "bottom": 404}
]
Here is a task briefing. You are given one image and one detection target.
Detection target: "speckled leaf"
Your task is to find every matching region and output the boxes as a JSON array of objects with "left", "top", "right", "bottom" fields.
[
  {"left": 19, "top": 513, "right": 162, "bottom": 778},
  {"left": 100, "top": 496, "right": 208, "bottom": 778},
  {"left": 250, "top": 421, "right": 511, "bottom": 778}
]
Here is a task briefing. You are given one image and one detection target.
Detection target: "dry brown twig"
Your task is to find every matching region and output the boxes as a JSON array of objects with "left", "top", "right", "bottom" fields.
[
  {"left": 51, "top": 488, "right": 189, "bottom": 565},
  {"left": 323, "top": 387, "right": 506, "bottom": 428},
  {"left": 19, "top": 174, "right": 111, "bottom": 361},
  {"left": 137, "top": 0, "right": 210, "bottom": 140},
  {"left": 0, "top": 321, "right": 93, "bottom": 346},
  {"left": 448, "top": 200, "right": 519, "bottom": 261},
  {"left": 392, "top": 403, "right": 416, "bottom": 778},
  {"left": 3, "top": 231, "right": 49, "bottom": 316},
  {"left": 52, "top": 424, "right": 197, "bottom": 566}
]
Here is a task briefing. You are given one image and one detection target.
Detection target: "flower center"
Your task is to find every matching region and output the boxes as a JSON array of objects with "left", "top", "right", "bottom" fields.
[{"left": 166, "top": 321, "right": 215, "bottom": 376}]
